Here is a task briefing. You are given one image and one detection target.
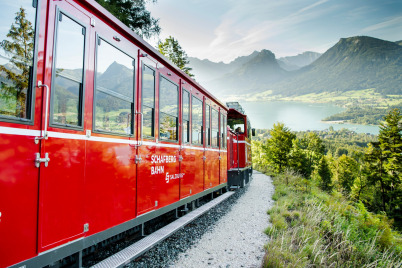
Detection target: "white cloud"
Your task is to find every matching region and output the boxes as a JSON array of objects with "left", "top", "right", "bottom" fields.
[
  {"left": 207, "top": 0, "right": 333, "bottom": 62},
  {"left": 361, "top": 16, "right": 402, "bottom": 33}
]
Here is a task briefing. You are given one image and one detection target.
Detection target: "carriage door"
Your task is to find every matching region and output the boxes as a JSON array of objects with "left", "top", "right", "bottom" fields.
[{"left": 37, "top": 3, "right": 90, "bottom": 251}]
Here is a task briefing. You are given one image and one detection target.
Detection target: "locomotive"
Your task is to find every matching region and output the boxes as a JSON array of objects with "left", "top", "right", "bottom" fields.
[{"left": 0, "top": 1, "right": 254, "bottom": 267}]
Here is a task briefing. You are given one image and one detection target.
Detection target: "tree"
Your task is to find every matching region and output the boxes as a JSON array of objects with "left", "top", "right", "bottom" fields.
[
  {"left": 337, "top": 155, "right": 358, "bottom": 194},
  {"left": 364, "top": 142, "right": 387, "bottom": 211},
  {"left": 288, "top": 138, "right": 309, "bottom": 177},
  {"left": 299, "top": 132, "right": 325, "bottom": 178},
  {"left": 317, "top": 156, "right": 332, "bottom": 192},
  {"left": 0, "top": 7, "right": 34, "bottom": 118},
  {"left": 378, "top": 109, "right": 402, "bottom": 185},
  {"left": 95, "top": 0, "right": 160, "bottom": 38},
  {"left": 268, "top": 123, "right": 296, "bottom": 173},
  {"left": 364, "top": 109, "right": 402, "bottom": 218},
  {"left": 158, "top": 36, "right": 194, "bottom": 77}
]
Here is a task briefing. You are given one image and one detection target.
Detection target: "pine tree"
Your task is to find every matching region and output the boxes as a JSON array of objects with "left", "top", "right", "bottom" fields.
[
  {"left": 317, "top": 155, "right": 332, "bottom": 192},
  {"left": 364, "top": 108, "right": 402, "bottom": 217},
  {"left": 158, "top": 36, "right": 194, "bottom": 77},
  {"left": 0, "top": 7, "right": 34, "bottom": 118},
  {"left": 378, "top": 108, "right": 402, "bottom": 220},
  {"left": 96, "top": 0, "right": 160, "bottom": 38}
]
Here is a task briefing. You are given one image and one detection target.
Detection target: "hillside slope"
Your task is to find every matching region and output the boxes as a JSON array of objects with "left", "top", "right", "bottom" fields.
[{"left": 264, "top": 36, "right": 402, "bottom": 96}]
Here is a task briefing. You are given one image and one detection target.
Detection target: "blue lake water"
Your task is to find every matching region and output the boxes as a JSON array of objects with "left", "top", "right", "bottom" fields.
[{"left": 240, "top": 101, "right": 379, "bottom": 135}]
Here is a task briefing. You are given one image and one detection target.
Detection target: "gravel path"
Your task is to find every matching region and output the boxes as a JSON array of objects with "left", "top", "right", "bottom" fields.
[
  {"left": 170, "top": 171, "right": 274, "bottom": 268},
  {"left": 125, "top": 171, "right": 274, "bottom": 268}
]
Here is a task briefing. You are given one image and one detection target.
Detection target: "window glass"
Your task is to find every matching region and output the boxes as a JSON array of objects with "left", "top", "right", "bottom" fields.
[
  {"left": 221, "top": 114, "right": 226, "bottom": 148},
  {"left": 206, "top": 105, "right": 210, "bottom": 146},
  {"left": 228, "top": 117, "right": 245, "bottom": 133},
  {"left": 142, "top": 65, "right": 155, "bottom": 137},
  {"left": 0, "top": 1, "right": 37, "bottom": 119},
  {"left": 191, "top": 96, "right": 203, "bottom": 145},
  {"left": 94, "top": 38, "right": 134, "bottom": 134},
  {"left": 212, "top": 108, "right": 219, "bottom": 147},
  {"left": 182, "top": 89, "right": 190, "bottom": 143},
  {"left": 52, "top": 13, "right": 85, "bottom": 126},
  {"left": 159, "top": 76, "right": 178, "bottom": 141}
]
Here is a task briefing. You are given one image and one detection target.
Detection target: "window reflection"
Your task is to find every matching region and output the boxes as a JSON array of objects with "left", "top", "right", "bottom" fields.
[
  {"left": 95, "top": 38, "right": 134, "bottom": 134},
  {"left": 221, "top": 114, "right": 226, "bottom": 148},
  {"left": 206, "top": 105, "right": 210, "bottom": 146},
  {"left": 212, "top": 108, "right": 219, "bottom": 147},
  {"left": 142, "top": 65, "right": 155, "bottom": 137},
  {"left": 0, "top": 1, "right": 36, "bottom": 119},
  {"left": 182, "top": 89, "right": 190, "bottom": 143},
  {"left": 159, "top": 76, "right": 178, "bottom": 141},
  {"left": 192, "top": 96, "right": 203, "bottom": 145},
  {"left": 52, "top": 13, "right": 85, "bottom": 126}
]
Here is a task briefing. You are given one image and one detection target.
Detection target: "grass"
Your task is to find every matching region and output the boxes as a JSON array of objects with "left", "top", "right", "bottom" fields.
[{"left": 262, "top": 170, "right": 402, "bottom": 267}]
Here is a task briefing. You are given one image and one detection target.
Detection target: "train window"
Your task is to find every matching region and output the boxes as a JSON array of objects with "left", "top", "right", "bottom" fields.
[
  {"left": 182, "top": 89, "right": 190, "bottom": 143},
  {"left": 191, "top": 96, "right": 203, "bottom": 146},
  {"left": 221, "top": 113, "right": 226, "bottom": 149},
  {"left": 142, "top": 65, "right": 155, "bottom": 138},
  {"left": 94, "top": 38, "right": 135, "bottom": 135},
  {"left": 51, "top": 13, "right": 85, "bottom": 127},
  {"left": 228, "top": 117, "right": 245, "bottom": 133},
  {"left": 205, "top": 104, "right": 210, "bottom": 146},
  {"left": 211, "top": 108, "right": 219, "bottom": 147},
  {"left": 0, "top": 1, "right": 37, "bottom": 120},
  {"left": 159, "top": 76, "right": 178, "bottom": 141}
]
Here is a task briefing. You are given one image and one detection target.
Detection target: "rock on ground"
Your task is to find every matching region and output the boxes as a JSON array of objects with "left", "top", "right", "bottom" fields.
[{"left": 170, "top": 171, "right": 274, "bottom": 268}]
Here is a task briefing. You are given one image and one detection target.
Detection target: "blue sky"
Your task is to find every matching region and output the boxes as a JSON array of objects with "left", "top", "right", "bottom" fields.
[{"left": 146, "top": 0, "right": 402, "bottom": 63}]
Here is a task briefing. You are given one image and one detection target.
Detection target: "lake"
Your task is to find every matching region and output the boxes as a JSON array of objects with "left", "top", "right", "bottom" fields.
[{"left": 240, "top": 101, "right": 379, "bottom": 135}]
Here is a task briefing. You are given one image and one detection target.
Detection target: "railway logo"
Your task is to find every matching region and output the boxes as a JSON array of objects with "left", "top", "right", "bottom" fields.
[{"left": 165, "top": 172, "right": 185, "bottom": 183}]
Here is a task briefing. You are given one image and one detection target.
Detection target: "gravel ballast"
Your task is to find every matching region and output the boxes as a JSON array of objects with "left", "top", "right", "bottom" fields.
[{"left": 125, "top": 171, "right": 274, "bottom": 268}]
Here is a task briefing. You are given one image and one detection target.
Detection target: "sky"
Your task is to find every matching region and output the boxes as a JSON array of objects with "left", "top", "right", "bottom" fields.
[{"left": 146, "top": 0, "right": 402, "bottom": 63}]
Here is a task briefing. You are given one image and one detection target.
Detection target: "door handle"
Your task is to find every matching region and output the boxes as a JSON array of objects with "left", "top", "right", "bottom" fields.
[
  {"left": 35, "top": 153, "right": 50, "bottom": 168},
  {"left": 135, "top": 112, "right": 143, "bottom": 148},
  {"left": 35, "top": 81, "right": 50, "bottom": 144}
]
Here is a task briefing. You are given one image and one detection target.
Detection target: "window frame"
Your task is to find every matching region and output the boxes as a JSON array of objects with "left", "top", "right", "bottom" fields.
[
  {"left": 158, "top": 73, "right": 179, "bottom": 143},
  {"left": 92, "top": 34, "right": 136, "bottom": 137},
  {"left": 221, "top": 113, "right": 227, "bottom": 149},
  {"left": 205, "top": 104, "right": 211, "bottom": 147},
  {"left": 141, "top": 63, "right": 156, "bottom": 139},
  {"left": 211, "top": 107, "right": 219, "bottom": 148},
  {"left": 0, "top": 0, "right": 40, "bottom": 124},
  {"left": 182, "top": 88, "right": 191, "bottom": 144},
  {"left": 191, "top": 95, "right": 203, "bottom": 146},
  {"left": 49, "top": 9, "right": 87, "bottom": 130}
]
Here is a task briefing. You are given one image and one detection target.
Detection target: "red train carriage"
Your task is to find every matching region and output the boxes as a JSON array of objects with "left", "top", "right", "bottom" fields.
[
  {"left": 226, "top": 102, "right": 254, "bottom": 188},
  {"left": 0, "top": 1, "right": 251, "bottom": 267}
]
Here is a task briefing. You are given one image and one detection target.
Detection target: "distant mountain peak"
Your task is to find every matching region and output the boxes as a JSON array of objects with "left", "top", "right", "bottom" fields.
[{"left": 278, "top": 51, "right": 321, "bottom": 71}]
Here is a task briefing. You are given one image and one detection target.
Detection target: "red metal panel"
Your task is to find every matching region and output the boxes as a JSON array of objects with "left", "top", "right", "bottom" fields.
[
  {"left": 137, "top": 144, "right": 180, "bottom": 214},
  {"left": 220, "top": 151, "right": 227, "bottom": 183},
  {"left": 85, "top": 139, "right": 137, "bottom": 235},
  {"left": 0, "top": 132, "right": 40, "bottom": 267},
  {"left": 38, "top": 136, "right": 86, "bottom": 250},
  {"left": 205, "top": 150, "right": 220, "bottom": 188},
  {"left": 180, "top": 147, "right": 198, "bottom": 198}
]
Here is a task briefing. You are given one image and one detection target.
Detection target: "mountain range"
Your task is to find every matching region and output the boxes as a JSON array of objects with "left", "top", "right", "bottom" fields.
[{"left": 189, "top": 36, "right": 402, "bottom": 100}]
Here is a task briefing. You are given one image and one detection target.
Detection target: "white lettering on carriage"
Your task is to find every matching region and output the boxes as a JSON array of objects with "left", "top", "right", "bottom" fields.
[
  {"left": 151, "top": 165, "right": 164, "bottom": 175},
  {"left": 165, "top": 172, "right": 185, "bottom": 183}
]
